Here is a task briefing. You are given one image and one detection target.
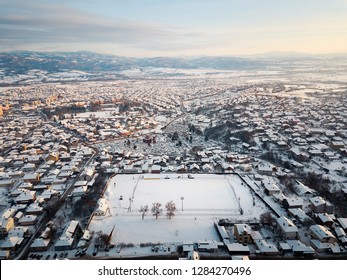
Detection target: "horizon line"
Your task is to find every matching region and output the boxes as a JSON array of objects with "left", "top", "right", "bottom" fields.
[{"left": 1, "top": 49, "right": 347, "bottom": 59}]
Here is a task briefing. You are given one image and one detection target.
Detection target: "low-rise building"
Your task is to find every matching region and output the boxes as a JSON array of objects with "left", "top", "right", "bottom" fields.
[
  {"left": 337, "top": 218, "right": 347, "bottom": 231},
  {"left": 197, "top": 240, "right": 219, "bottom": 253},
  {"left": 0, "top": 218, "right": 15, "bottom": 238},
  {"left": 276, "top": 216, "right": 298, "bottom": 240},
  {"left": 0, "top": 236, "right": 24, "bottom": 251},
  {"left": 30, "top": 238, "right": 50, "bottom": 252},
  {"left": 309, "top": 225, "right": 336, "bottom": 243},
  {"left": 310, "top": 196, "right": 333, "bottom": 213},
  {"left": 254, "top": 239, "right": 279, "bottom": 255},
  {"left": 286, "top": 240, "right": 315, "bottom": 257},
  {"left": 18, "top": 215, "right": 38, "bottom": 226},
  {"left": 234, "top": 224, "right": 252, "bottom": 244},
  {"left": 54, "top": 220, "right": 83, "bottom": 251},
  {"left": 225, "top": 243, "right": 250, "bottom": 255},
  {"left": 94, "top": 198, "right": 110, "bottom": 216}
]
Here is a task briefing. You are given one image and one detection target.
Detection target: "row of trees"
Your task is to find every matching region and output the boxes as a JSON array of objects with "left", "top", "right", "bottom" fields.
[{"left": 139, "top": 201, "right": 176, "bottom": 220}]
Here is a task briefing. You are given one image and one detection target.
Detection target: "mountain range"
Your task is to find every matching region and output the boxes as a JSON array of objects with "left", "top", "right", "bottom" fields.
[{"left": 0, "top": 51, "right": 346, "bottom": 77}]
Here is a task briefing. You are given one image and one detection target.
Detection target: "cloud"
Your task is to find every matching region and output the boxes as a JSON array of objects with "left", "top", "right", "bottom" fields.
[{"left": 0, "top": 0, "right": 203, "bottom": 54}]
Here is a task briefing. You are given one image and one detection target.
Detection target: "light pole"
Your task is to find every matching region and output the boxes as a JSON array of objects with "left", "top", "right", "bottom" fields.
[
  {"left": 128, "top": 197, "right": 132, "bottom": 212},
  {"left": 181, "top": 196, "right": 184, "bottom": 212}
]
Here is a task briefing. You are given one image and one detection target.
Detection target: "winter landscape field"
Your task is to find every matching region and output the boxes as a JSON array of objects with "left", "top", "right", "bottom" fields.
[{"left": 88, "top": 174, "right": 269, "bottom": 244}]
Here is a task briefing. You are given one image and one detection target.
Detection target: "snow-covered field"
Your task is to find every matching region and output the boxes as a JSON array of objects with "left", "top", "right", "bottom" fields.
[
  {"left": 88, "top": 174, "right": 269, "bottom": 244},
  {"left": 76, "top": 110, "right": 118, "bottom": 119}
]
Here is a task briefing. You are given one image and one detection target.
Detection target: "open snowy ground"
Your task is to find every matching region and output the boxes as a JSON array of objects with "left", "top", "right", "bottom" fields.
[{"left": 88, "top": 174, "right": 269, "bottom": 244}]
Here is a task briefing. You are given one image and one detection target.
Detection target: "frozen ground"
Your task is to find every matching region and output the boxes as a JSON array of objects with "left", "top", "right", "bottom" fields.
[{"left": 88, "top": 174, "right": 269, "bottom": 244}]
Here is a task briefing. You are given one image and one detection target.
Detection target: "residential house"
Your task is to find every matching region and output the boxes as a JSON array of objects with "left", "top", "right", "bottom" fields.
[
  {"left": 197, "top": 240, "right": 219, "bottom": 253},
  {"left": 257, "top": 164, "right": 274, "bottom": 176},
  {"left": 225, "top": 243, "right": 250, "bottom": 255},
  {"left": 46, "top": 152, "right": 59, "bottom": 162},
  {"left": 2, "top": 208, "right": 17, "bottom": 220},
  {"left": 0, "top": 217, "right": 15, "bottom": 238},
  {"left": 189, "top": 163, "right": 200, "bottom": 172},
  {"left": 286, "top": 240, "right": 315, "bottom": 257},
  {"left": 13, "top": 211, "right": 24, "bottom": 223},
  {"left": 54, "top": 220, "right": 82, "bottom": 251},
  {"left": 309, "top": 239, "right": 338, "bottom": 253},
  {"left": 215, "top": 223, "right": 230, "bottom": 242},
  {"left": 276, "top": 216, "right": 298, "bottom": 240},
  {"left": 309, "top": 225, "right": 336, "bottom": 243},
  {"left": 288, "top": 208, "right": 313, "bottom": 224},
  {"left": 294, "top": 180, "right": 316, "bottom": 197},
  {"left": 81, "top": 168, "right": 95, "bottom": 181},
  {"left": 310, "top": 196, "right": 333, "bottom": 213},
  {"left": 151, "top": 165, "right": 161, "bottom": 174},
  {"left": 8, "top": 226, "right": 30, "bottom": 238},
  {"left": 234, "top": 224, "right": 252, "bottom": 244},
  {"left": 72, "top": 185, "right": 88, "bottom": 199},
  {"left": 315, "top": 213, "right": 334, "bottom": 228},
  {"left": 0, "top": 179, "right": 15, "bottom": 188},
  {"left": 182, "top": 241, "right": 194, "bottom": 253},
  {"left": 0, "top": 250, "right": 10, "bottom": 260},
  {"left": 254, "top": 239, "right": 279, "bottom": 255},
  {"left": 22, "top": 163, "right": 36, "bottom": 172},
  {"left": 337, "top": 218, "right": 347, "bottom": 231},
  {"left": 25, "top": 203, "right": 44, "bottom": 215},
  {"left": 18, "top": 215, "right": 38, "bottom": 226},
  {"left": 23, "top": 173, "right": 40, "bottom": 184},
  {"left": 283, "top": 197, "right": 304, "bottom": 209},
  {"left": 334, "top": 227, "right": 347, "bottom": 245},
  {"left": 176, "top": 165, "right": 187, "bottom": 173},
  {"left": 262, "top": 180, "right": 281, "bottom": 195},
  {"left": 30, "top": 238, "right": 50, "bottom": 252},
  {"left": 94, "top": 198, "right": 110, "bottom": 216},
  {"left": 278, "top": 242, "right": 292, "bottom": 254},
  {"left": 77, "top": 229, "right": 92, "bottom": 248},
  {"left": 0, "top": 236, "right": 24, "bottom": 251},
  {"left": 15, "top": 190, "right": 36, "bottom": 204}
]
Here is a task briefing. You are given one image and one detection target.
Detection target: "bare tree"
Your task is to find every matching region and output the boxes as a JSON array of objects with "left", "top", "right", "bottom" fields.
[
  {"left": 259, "top": 212, "right": 275, "bottom": 226},
  {"left": 100, "top": 233, "right": 110, "bottom": 246},
  {"left": 151, "top": 202, "right": 162, "bottom": 219},
  {"left": 139, "top": 205, "right": 149, "bottom": 220},
  {"left": 55, "top": 215, "right": 65, "bottom": 229},
  {"left": 165, "top": 201, "right": 176, "bottom": 219},
  {"left": 302, "top": 218, "right": 315, "bottom": 228}
]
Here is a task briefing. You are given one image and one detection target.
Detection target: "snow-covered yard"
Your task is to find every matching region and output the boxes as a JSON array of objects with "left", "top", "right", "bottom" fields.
[{"left": 88, "top": 174, "right": 269, "bottom": 244}]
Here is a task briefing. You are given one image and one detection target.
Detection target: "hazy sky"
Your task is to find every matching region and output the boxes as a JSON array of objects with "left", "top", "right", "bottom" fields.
[{"left": 1, "top": 0, "right": 346, "bottom": 57}]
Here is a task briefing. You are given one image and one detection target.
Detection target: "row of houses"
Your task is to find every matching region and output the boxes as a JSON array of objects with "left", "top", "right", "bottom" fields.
[{"left": 0, "top": 117, "right": 97, "bottom": 258}]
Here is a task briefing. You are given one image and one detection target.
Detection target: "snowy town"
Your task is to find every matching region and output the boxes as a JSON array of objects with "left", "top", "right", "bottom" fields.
[{"left": 1, "top": 60, "right": 347, "bottom": 261}]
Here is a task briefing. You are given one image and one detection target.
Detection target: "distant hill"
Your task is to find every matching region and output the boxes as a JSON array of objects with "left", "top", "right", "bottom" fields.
[
  {"left": 0, "top": 50, "right": 345, "bottom": 78},
  {"left": 0, "top": 51, "right": 268, "bottom": 75}
]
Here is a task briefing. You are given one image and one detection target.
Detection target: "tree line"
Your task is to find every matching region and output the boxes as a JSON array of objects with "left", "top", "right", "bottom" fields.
[{"left": 139, "top": 201, "right": 176, "bottom": 220}]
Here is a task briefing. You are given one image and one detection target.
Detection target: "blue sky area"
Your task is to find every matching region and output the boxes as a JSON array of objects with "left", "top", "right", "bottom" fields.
[{"left": 1, "top": 0, "right": 346, "bottom": 56}]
